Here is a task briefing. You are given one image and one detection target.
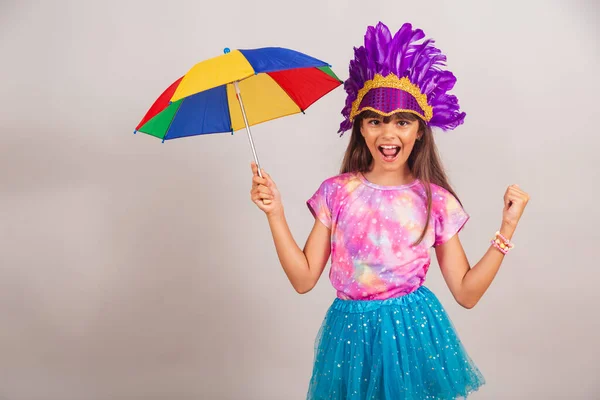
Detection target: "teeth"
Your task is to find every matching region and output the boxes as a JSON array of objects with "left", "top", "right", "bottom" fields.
[{"left": 380, "top": 145, "right": 399, "bottom": 149}]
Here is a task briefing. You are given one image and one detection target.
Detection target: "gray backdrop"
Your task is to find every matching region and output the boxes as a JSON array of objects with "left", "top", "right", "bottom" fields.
[{"left": 1, "top": 0, "right": 598, "bottom": 399}]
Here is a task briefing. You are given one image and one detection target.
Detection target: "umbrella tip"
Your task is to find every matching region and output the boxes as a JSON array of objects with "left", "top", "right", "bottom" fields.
[
  {"left": 133, "top": 130, "right": 137, "bottom": 134},
  {"left": 223, "top": 47, "right": 231, "bottom": 54}
]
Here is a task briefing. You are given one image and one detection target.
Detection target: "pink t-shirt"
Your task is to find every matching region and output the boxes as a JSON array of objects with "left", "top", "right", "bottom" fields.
[{"left": 307, "top": 172, "right": 469, "bottom": 300}]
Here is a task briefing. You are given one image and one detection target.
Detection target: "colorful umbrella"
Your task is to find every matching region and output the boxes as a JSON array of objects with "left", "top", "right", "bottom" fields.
[{"left": 135, "top": 47, "right": 342, "bottom": 178}]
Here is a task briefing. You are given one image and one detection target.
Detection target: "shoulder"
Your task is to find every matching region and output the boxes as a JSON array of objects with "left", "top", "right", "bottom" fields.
[
  {"left": 409, "top": 181, "right": 455, "bottom": 201},
  {"left": 428, "top": 182, "right": 457, "bottom": 200},
  {"left": 316, "top": 172, "right": 361, "bottom": 192},
  {"left": 311, "top": 172, "right": 362, "bottom": 207},
  {"left": 426, "top": 183, "right": 465, "bottom": 216}
]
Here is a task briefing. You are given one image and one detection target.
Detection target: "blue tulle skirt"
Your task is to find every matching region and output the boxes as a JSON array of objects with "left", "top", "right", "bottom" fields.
[{"left": 307, "top": 286, "right": 485, "bottom": 399}]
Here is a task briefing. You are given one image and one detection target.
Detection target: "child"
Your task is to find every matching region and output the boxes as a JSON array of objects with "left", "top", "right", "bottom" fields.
[{"left": 250, "top": 22, "right": 529, "bottom": 400}]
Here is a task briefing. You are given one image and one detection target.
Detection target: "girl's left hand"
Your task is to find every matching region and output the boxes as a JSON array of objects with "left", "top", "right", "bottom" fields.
[{"left": 502, "top": 184, "right": 530, "bottom": 227}]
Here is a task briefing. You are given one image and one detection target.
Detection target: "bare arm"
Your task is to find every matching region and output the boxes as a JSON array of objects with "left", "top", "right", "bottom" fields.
[
  {"left": 267, "top": 213, "right": 331, "bottom": 293},
  {"left": 435, "top": 223, "right": 514, "bottom": 308},
  {"left": 435, "top": 184, "right": 530, "bottom": 309},
  {"left": 250, "top": 162, "right": 331, "bottom": 294}
]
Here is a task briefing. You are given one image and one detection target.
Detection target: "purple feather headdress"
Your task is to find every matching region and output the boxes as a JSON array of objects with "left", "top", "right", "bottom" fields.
[{"left": 339, "top": 22, "right": 466, "bottom": 135}]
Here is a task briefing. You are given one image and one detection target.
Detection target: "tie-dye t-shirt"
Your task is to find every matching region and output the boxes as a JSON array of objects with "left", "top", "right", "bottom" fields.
[{"left": 307, "top": 172, "right": 469, "bottom": 300}]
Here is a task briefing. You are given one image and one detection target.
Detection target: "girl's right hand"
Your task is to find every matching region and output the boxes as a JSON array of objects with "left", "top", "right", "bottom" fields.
[{"left": 250, "top": 162, "right": 283, "bottom": 217}]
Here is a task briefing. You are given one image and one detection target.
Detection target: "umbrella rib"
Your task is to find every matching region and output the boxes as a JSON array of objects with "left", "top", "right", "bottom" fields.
[{"left": 161, "top": 101, "right": 183, "bottom": 142}]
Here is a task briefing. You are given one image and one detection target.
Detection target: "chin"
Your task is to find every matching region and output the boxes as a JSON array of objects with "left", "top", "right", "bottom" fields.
[
  {"left": 381, "top": 163, "right": 405, "bottom": 172},
  {"left": 374, "top": 155, "right": 407, "bottom": 170}
]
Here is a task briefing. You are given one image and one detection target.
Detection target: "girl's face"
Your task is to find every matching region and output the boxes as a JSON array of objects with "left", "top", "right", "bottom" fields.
[{"left": 360, "top": 114, "right": 421, "bottom": 172}]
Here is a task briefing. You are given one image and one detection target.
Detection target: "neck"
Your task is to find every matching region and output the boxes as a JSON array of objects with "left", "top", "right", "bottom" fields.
[{"left": 363, "top": 165, "right": 415, "bottom": 186}]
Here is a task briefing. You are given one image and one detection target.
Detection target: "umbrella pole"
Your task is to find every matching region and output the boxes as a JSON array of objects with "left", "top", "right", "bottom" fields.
[
  {"left": 234, "top": 81, "right": 271, "bottom": 205},
  {"left": 234, "top": 81, "right": 264, "bottom": 179}
]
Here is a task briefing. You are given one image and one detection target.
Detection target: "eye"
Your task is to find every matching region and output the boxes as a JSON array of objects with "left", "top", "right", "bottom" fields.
[
  {"left": 397, "top": 120, "right": 409, "bottom": 127},
  {"left": 367, "top": 119, "right": 381, "bottom": 126}
]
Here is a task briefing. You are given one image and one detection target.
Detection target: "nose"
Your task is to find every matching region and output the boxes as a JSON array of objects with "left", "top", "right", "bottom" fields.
[{"left": 381, "top": 122, "right": 398, "bottom": 139}]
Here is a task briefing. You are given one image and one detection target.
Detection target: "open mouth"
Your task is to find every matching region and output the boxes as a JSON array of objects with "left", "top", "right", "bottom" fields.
[{"left": 378, "top": 145, "right": 401, "bottom": 162}]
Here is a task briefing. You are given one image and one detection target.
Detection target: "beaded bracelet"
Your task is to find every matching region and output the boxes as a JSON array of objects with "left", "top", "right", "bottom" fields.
[{"left": 490, "top": 231, "right": 514, "bottom": 255}]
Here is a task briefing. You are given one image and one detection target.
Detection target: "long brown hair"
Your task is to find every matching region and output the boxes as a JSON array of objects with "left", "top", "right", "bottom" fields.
[{"left": 340, "top": 110, "right": 462, "bottom": 245}]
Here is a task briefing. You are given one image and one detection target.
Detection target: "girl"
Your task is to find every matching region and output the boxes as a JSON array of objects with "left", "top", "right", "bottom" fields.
[{"left": 250, "top": 22, "right": 529, "bottom": 400}]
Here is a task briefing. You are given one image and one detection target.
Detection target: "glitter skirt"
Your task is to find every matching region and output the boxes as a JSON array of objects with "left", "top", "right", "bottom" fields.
[{"left": 307, "top": 286, "right": 485, "bottom": 399}]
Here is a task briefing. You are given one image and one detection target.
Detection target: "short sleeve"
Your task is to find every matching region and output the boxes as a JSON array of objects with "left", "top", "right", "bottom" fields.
[
  {"left": 307, "top": 180, "right": 333, "bottom": 229},
  {"left": 433, "top": 189, "right": 469, "bottom": 247}
]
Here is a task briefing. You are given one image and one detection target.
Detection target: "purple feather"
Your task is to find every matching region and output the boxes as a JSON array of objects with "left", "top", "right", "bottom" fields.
[
  {"left": 387, "top": 23, "right": 413, "bottom": 76},
  {"left": 427, "top": 71, "right": 456, "bottom": 99},
  {"left": 339, "top": 21, "right": 465, "bottom": 134}
]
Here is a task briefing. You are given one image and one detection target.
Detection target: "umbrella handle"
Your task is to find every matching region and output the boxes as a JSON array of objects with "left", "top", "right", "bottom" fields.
[
  {"left": 234, "top": 81, "right": 272, "bottom": 206},
  {"left": 256, "top": 166, "right": 272, "bottom": 206}
]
